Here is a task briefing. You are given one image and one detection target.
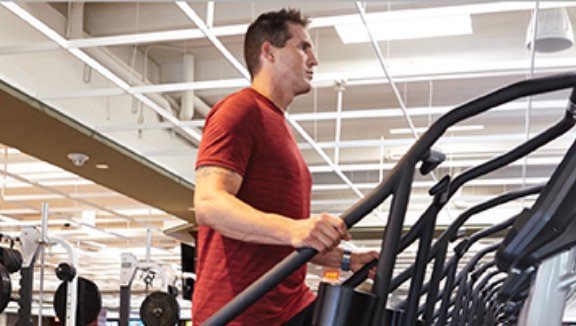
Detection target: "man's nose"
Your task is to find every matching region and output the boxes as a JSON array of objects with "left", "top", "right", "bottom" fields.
[{"left": 308, "top": 51, "right": 319, "bottom": 66}]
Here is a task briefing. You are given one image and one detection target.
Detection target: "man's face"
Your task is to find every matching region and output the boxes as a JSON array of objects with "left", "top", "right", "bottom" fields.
[{"left": 273, "top": 22, "right": 319, "bottom": 96}]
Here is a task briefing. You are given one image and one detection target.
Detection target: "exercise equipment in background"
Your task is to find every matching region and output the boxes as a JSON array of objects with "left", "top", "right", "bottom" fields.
[
  {"left": 119, "top": 252, "right": 179, "bottom": 326},
  {"left": 15, "top": 203, "right": 102, "bottom": 326}
]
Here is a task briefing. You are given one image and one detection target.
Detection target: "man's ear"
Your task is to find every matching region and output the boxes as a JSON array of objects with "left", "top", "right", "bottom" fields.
[{"left": 261, "top": 42, "right": 275, "bottom": 63}]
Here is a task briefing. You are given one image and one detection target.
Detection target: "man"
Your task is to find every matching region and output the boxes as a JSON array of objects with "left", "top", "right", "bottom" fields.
[{"left": 193, "top": 8, "right": 378, "bottom": 325}]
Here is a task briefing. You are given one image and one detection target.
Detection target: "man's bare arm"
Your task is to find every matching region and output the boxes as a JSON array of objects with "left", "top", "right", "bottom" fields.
[{"left": 194, "top": 165, "right": 350, "bottom": 252}]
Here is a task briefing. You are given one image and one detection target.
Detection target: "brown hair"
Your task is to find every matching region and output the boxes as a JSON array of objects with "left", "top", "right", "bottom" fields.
[{"left": 244, "top": 8, "right": 310, "bottom": 79}]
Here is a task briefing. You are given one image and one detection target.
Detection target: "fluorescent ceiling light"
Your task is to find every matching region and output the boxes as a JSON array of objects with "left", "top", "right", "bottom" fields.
[
  {"left": 1, "top": 194, "right": 65, "bottom": 201},
  {"left": 4, "top": 161, "right": 62, "bottom": 174},
  {"left": 0, "top": 214, "right": 17, "bottom": 223},
  {"left": 312, "top": 177, "right": 548, "bottom": 191},
  {"left": 97, "top": 208, "right": 168, "bottom": 216},
  {"left": 0, "top": 208, "right": 37, "bottom": 215},
  {"left": 0, "top": 178, "right": 92, "bottom": 189},
  {"left": 40, "top": 180, "right": 95, "bottom": 187},
  {"left": 82, "top": 210, "right": 97, "bottom": 226},
  {"left": 389, "top": 125, "right": 484, "bottom": 135},
  {"left": 0, "top": 148, "right": 21, "bottom": 154},
  {"left": 309, "top": 156, "right": 564, "bottom": 174},
  {"left": 0, "top": 179, "right": 31, "bottom": 188},
  {"left": 21, "top": 172, "right": 81, "bottom": 181},
  {"left": 312, "top": 2, "right": 576, "bottom": 30},
  {"left": 291, "top": 99, "right": 566, "bottom": 122},
  {"left": 335, "top": 14, "right": 472, "bottom": 44}
]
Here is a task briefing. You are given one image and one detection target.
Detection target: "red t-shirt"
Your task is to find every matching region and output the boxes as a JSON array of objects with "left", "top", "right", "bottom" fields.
[{"left": 192, "top": 88, "right": 316, "bottom": 325}]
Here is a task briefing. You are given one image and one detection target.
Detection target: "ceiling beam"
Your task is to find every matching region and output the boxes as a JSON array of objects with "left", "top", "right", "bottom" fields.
[{"left": 0, "top": 80, "right": 195, "bottom": 224}]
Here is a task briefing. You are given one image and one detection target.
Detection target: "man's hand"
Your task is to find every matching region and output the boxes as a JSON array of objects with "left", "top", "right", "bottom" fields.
[
  {"left": 351, "top": 251, "right": 380, "bottom": 279},
  {"left": 290, "top": 213, "right": 351, "bottom": 253}
]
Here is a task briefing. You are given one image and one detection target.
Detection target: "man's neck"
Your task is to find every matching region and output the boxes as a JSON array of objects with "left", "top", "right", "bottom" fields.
[{"left": 251, "top": 77, "right": 293, "bottom": 111}]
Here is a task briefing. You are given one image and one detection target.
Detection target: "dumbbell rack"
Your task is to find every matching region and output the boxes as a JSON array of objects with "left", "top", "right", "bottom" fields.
[
  {"left": 15, "top": 203, "right": 78, "bottom": 326},
  {"left": 119, "top": 252, "right": 169, "bottom": 326}
]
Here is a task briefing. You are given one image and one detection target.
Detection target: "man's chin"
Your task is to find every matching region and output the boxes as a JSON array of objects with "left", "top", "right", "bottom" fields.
[{"left": 297, "top": 83, "right": 313, "bottom": 95}]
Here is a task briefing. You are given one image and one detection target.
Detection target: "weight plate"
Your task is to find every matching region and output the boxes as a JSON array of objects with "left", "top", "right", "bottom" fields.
[
  {"left": 54, "top": 277, "right": 102, "bottom": 326},
  {"left": 140, "top": 291, "right": 180, "bottom": 326},
  {"left": 0, "top": 264, "right": 11, "bottom": 313},
  {"left": 0, "top": 248, "right": 22, "bottom": 274}
]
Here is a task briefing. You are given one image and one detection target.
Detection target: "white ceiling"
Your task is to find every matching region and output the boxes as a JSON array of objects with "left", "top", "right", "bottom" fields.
[{"left": 2, "top": 1, "right": 576, "bottom": 322}]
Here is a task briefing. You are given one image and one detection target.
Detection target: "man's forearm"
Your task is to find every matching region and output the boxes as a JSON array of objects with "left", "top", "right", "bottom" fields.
[
  {"left": 195, "top": 190, "right": 296, "bottom": 245},
  {"left": 310, "top": 247, "right": 344, "bottom": 268}
]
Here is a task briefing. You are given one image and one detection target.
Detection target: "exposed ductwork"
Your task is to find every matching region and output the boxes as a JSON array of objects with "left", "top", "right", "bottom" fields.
[{"left": 180, "top": 53, "right": 195, "bottom": 120}]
